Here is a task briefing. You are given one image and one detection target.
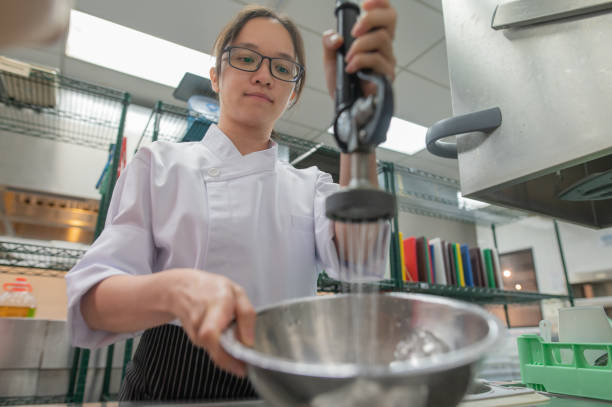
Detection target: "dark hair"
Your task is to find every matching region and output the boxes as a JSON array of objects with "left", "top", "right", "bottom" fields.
[{"left": 212, "top": 5, "right": 306, "bottom": 107}]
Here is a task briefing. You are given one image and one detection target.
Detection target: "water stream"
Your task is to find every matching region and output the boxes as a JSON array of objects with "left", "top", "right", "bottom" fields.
[{"left": 335, "top": 220, "right": 450, "bottom": 368}]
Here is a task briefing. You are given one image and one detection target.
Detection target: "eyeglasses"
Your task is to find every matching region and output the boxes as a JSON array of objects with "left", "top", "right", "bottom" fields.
[{"left": 222, "top": 46, "right": 304, "bottom": 83}]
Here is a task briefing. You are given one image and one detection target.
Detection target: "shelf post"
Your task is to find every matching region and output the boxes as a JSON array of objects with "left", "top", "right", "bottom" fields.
[
  {"left": 74, "top": 348, "right": 90, "bottom": 404},
  {"left": 100, "top": 344, "right": 115, "bottom": 401},
  {"left": 122, "top": 338, "right": 134, "bottom": 381},
  {"left": 491, "top": 224, "right": 499, "bottom": 249},
  {"left": 66, "top": 347, "right": 80, "bottom": 401},
  {"left": 492, "top": 224, "right": 513, "bottom": 327},
  {"left": 382, "top": 162, "right": 403, "bottom": 290},
  {"left": 93, "top": 92, "right": 131, "bottom": 238},
  {"left": 152, "top": 101, "right": 162, "bottom": 143},
  {"left": 503, "top": 303, "right": 511, "bottom": 327},
  {"left": 553, "top": 219, "right": 575, "bottom": 306}
]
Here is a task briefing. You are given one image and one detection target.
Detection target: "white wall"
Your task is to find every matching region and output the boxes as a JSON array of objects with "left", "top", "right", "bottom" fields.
[
  {"left": 557, "top": 222, "right": 612, "bottom": 275},
  {"left": 476, "top": 217, "right": 566, "bottom": 295},
  {"left": 398, "top": 211, "right": 477, "bottom": 246},
  {"left": 0, "top": 128, "right": 106, "bottom": 199},
  {"left": 476, "top": 216, "right": 612, "bottom": 335},
  {"left": 477, "top": 217, "right": 612, "bottom": 292},
  {"left": 0, "top": 104, "right": 152, "bottom": 200}
]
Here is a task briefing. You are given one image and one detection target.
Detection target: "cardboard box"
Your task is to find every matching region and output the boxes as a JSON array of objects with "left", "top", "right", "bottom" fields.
[{"left": 0, "top": 56, "right": 58, "bottom": 108}]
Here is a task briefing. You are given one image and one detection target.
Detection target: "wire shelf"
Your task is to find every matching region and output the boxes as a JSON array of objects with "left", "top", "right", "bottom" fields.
[
  {"left": 136, "top": 101, "right": 336, "bottom": 158},
  {"left": 272, "top": 131, "right": 339, "bottom": 157},
  {"left": 393, "top": 164, "right": 525, "bottom": 226},
  {"left": 137, "top": 102, "right": 217, "bottom": 150},
  {"left": 0, "top": 70, "right": 128, "bottom": 149},
  {"left": 317, "top": 273, "right": 568, "bottom": 304},
  {"left": 0, "top": 265, "right": 67, "bottom": 278},
  {"left": 0, "top": 240, "right": 86, "bottom": 271},
  {"left": 249, "top": 135, "right": 525, "bottom": 226}
]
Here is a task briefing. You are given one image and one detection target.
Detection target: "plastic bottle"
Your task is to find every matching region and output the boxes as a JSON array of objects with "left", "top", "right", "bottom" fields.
[{"left": 0, "top": 277, "right": 36, "bottom": 317}]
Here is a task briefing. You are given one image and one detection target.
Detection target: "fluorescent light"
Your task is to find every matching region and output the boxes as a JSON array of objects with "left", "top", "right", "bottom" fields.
[
  {"left": 379, "top": 117, "right": 427, "bottom": 155},
  {"left": 66, "top": 10, "right": 215, "bottom": 88},
  {"left": 327, "top": 116, "right": 427, "bottom": 155},
  {"left": 456, "top": 191, "right": 490, "bottom": 210}
]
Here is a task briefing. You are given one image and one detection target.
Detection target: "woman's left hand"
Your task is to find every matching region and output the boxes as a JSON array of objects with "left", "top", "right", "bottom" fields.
[{"left": 322, "top": 0, "right": 397, "bottom": 98}]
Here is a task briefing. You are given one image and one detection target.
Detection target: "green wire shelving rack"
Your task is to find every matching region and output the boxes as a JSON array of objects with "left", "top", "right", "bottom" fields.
[
  {"left": 137, "top": 101, "right": 340, "bottom": 158},
  {"left": 0, "top": 93, "right": 572, "bottom": 403},
  {"left": 0, "top": 70, "right": 127, "bottom": 149},
  {"left": 136, "top": 101, "right": 217, "bottom": 149},
  {"left": 0, "top": 67, "right": 131, "bottom": 405},
  {"left": 0, "top": 241, "right": 86, "bottom": 271},
  {"left": 139, "top": 100, "right": 569, "bottom": 304},
  {"left": 317, "top": 272, "right": 569, "bottom": 304}
]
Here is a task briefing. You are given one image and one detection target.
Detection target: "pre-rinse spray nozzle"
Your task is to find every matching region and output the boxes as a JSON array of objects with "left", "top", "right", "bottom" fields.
[{"left": 326, "top": 0, "right": 396, "bottom": 223}]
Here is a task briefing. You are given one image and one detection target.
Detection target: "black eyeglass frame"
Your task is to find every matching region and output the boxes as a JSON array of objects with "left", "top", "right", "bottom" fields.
[{"left": 222, "top": 46, "right": 304, "bottom": 83}]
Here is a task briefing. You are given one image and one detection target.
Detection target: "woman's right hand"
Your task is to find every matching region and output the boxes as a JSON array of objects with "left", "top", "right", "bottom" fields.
[{"left": 165, "top": 268, "right": 256, "bottom": 377}]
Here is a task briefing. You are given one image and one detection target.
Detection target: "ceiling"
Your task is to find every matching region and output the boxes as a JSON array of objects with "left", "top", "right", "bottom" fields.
[{"left": 2, "top": 0, "right": 460, "bottom": 179}]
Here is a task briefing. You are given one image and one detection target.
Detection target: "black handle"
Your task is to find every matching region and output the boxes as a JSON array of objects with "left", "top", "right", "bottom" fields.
[
  {"left": 334, "top": 0, "right": 361, "bottom": 114},
  {"left": 425, "top": 107, "right": 502, "bottom": 159},
  {"left": 356, "top": 70, "right": 393, "bottom": 148}
]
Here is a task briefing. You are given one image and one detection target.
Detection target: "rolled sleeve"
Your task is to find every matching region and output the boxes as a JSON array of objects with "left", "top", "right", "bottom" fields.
[{"left": 66, "top": 152, "right": 155, "bottom": 349}]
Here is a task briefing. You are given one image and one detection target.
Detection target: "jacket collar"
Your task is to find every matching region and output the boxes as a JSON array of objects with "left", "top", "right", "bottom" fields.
[{"left": 200, "top": 124, "right": 278, "bottom": 179}]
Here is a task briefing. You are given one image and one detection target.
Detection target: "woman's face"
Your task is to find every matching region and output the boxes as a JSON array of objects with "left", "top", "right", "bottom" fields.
[{"left": 211, "top": 17, "right": 298, "bottom": 130}]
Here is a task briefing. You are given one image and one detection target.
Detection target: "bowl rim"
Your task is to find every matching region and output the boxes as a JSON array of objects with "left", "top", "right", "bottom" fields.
[{"left": 220, "top": 292, "right": 504, "bottom": 378}]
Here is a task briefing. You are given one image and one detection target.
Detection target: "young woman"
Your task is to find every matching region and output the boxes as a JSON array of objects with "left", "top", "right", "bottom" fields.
[{"left": 66, "top": 0, "right": 397, "bottom": 401}]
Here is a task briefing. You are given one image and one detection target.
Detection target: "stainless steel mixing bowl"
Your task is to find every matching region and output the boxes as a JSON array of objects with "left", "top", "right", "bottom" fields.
[{"left": 220, "top": 292, "right": 503, "bottom": 407}]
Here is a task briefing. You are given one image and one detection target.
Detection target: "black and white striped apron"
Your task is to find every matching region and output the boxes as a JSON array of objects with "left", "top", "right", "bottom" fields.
[{"left": 119, "top": 324, "right": 258, "bottom": 401}]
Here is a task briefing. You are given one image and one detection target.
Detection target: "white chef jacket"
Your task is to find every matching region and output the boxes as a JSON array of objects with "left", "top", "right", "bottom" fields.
[{"left": 66, "top": 124, "right": 342, "bottom": 349}]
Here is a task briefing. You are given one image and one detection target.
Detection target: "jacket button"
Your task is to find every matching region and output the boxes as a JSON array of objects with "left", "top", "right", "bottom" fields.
[{"left": 208, "top": 167, "right": 220, "bottom": 177}]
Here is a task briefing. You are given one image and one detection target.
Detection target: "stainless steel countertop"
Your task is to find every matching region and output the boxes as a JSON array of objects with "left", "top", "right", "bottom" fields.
[
  {"left": 15, "top": 401, "right": 267, "bottom": 407},
  {"left": 16, "top": 394, "right": 612, "bottom": 407},
  {"left": 120, "top": 401, "right": 267, "bottom": 407}
]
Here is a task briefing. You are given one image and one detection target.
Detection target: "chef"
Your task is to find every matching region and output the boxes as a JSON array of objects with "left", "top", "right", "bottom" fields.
[{"left": 66, "top": 0, "right": 397, "bottom": 401}]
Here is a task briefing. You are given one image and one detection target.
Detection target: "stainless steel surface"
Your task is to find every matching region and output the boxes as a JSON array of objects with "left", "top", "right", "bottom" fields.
[
  {"left": 0, "top": 318, "right": 137, "bottom": 400},
  {"left": 348, "top": 153, "right": 373, "bottom": 189},
  {"left": 221, "top": 293, "right": 503, "bottom": 407},
  {"left": 0, "top": 318, "right": 47, "bottom": 368},
  {"left": 558, "top": 169, "right": 612, "bottom": 201},
  {"left": 13, "top": 394, "right": 612, "bottom": 407},
  {"left": 0, "top": 187, "right": 98, "bottom": 242},
  {"left": 491, "top": 0, "right": 612, "bottom": 30},
  {"left": 40, "top": 320, "right": 72, "bottom": 369},
  {"left": 118, "top": 401, "right": 267, "bottom": 407},
  {"left": 442, "top": 0, "right": 612, "bottom": 228},
  {"left": 0, "top": 369, "right": 38, "bottom": 397},
  {"left": 36, "top": 368, "right": 71, "bottom": 397}
]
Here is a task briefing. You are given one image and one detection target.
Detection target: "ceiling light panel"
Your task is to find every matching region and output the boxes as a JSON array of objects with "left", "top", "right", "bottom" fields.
[{"left": 66, "top": 10, "right": 215, "bottom": 88}]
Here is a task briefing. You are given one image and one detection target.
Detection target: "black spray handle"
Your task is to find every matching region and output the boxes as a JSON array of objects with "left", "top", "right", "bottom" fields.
[
  {"left": 334, "top": 0, "right": 361, "bottom": 115},
  {"left": 332, "top": 0, "right": 394, "bottom": 153}
]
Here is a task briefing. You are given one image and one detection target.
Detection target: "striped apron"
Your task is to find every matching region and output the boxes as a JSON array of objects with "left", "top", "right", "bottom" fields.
[{"left": 119, "top": 324, "right": 258, "bottom": 401}]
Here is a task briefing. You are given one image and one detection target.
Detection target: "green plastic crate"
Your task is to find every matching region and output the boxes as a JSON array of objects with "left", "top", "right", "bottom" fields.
[{"left": 518, "top": 334, "right": 612, "bottom": 401}]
